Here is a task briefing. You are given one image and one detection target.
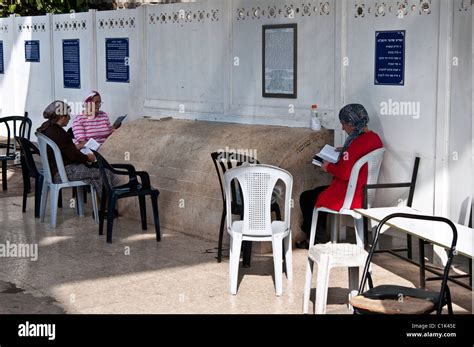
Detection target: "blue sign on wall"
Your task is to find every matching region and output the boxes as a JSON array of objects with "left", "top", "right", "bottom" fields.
[
  {"left": 106, "top": 38, "right": 130, "bottom": 83},
  {"left": 0, "top": 41, "right": 4, "bottom": 74},
  {"left": 25, "top": 40, "right": 40, "bottom": 62},
  {"left": 63, "top": 39, "right": 81, "bottom": 89},
  {"left": 375, "top": 30, "right": 405, "bottom": 86}
]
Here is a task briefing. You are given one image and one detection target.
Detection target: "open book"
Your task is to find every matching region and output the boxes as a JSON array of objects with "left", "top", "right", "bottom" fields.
[
  {"left": 80, "top": 138, "right": 100, "bottom": 155},
  {"left": 312, "top": 144, "right": 340, "bottom": 167},
  {"left": 113, "top": 114, "right": 127, "bottom": 129}
]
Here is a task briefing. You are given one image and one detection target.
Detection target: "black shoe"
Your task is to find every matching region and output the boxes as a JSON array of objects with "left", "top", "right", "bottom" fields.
[{"left": 295, "top": 240, "right": 310, "bottom": 250}]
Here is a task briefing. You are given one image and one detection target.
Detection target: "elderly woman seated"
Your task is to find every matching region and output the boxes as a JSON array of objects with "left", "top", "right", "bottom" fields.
[
  {"left": 37, "top": 100, "right": 121, "bottom": 197},
  {"left": 72, "top": 90, "right": 117, "bottom": 149},
  {"left": 296, "top": 104, "right": 384, "bottom": 249}
]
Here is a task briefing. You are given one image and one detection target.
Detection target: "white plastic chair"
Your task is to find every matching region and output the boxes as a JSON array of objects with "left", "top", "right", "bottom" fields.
[
  {"left": 36, "top": 132, "right": 99, "bottom": 228},
  {"left": 302, "top": 147, "right": 385, "bottom": 314},
  {"left": 322, "top": 147, "right": 385, "bottom": 247},
  {"left": 224, "top": 164, "right": 293, "bottom": 296}
]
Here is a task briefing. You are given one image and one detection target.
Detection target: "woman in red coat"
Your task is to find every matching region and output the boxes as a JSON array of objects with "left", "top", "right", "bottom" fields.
[{"left": 296, "top": 104, "right": 383, "bottom": 249}]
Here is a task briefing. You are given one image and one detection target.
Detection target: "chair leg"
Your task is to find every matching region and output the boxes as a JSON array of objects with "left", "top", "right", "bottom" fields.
[
  {"left": 315, "top": 254, "right": 331, "bottom": 314},
  {"left": 242, "top": 241, "right": 252, "bottom": 268},
  {"left": 76, "top": 186, "right": 85, "bottom": 217},
  {"left": 354, "top": 217, "right": 365, "bottom": 248},
  {"left": 49, "top": 187, "right": 60, "bottom": 228},
  {"left": 99, "top": 189, "right": 107, "bottom": 235},
  {"left": 2, "top": 160, "right": 7, "bottom": 191},
  {"left": 151, "top": 192, "right": 161, "bottom": 242},
  {"left": 229, "top": 233, "right": 243, "bottom": 295},
  {"left": 303, "top": 257, "right": 315, "bottom": 314},
  {"left": 34, "top": 175, "right": 43, "bottom": 219},
  {"left": 283, "top": 232, "right": 293, "bottom": 281},
  {"left": 330, "top": 214, "right": 338, "bottom": 243},
  {"left": 339, "top": 216, "right": 347, "bottom": 242},
  {"left": 407, "top": 234, "right": 413, "bottom": 260},
  {"left": 22, "top": 177, "right": 29, "bottom": 213},
  {"left": 58, "top": 189, "right": 63, "bottom": 208},
  {"left": 217, "top": 208, "right": 226, "bottom": 262},
  {"left": 40, "top": 184, "right": 49, "bottom": 222},
  {"left": 348, "top": 266, "right": 360, "bottom": 312},
  {"left": 139, "top": 195, "right": 147, "bottom": 230},
  {"left": 272, "top": 235, "right": 284, "bottom": 296},
  {"left": 90, "top": 186, "right": 99, "bottom": 224},
  {"left": 106, "top": 195, "right": 117, "bottom": 243},
  {"left": 308, "top": 209, "right": 319, "bottom": 248}
]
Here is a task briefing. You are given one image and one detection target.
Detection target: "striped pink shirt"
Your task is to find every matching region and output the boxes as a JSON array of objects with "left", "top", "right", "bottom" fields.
[{"left": 72, "top": 111, "right": 113, "bottom": 145}]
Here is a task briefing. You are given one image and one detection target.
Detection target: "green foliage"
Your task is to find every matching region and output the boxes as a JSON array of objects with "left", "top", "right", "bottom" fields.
[{"left": 0, "top": 0, "right": 114, "bottom": 17}]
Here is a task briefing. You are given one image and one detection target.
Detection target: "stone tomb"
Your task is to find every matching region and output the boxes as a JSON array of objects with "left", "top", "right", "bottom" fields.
[{"left": 100, "top": 118, "right": 333, "bottom": 250}]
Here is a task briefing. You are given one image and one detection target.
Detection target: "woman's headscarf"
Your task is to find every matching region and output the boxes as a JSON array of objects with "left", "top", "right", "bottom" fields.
[
  {"left": 37, "top": 100, "right": 71, "bottom": 133},
  {"left": 338, "top": 104, "right": 369, "bottom": 159}
]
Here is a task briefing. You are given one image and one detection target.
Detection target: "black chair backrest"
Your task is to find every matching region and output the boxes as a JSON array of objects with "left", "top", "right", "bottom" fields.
[
  {"left": 15, "top": 136, "right": 41, "bottom": 178},
  {"left": 0, "top": 116, "right": 32, "bottom": 157},
  {"left": 359, "top": 213, "right": 458, "bottom": 314},
  {"left": 211, "top": 151, "right": 259, "bottom": 206}
]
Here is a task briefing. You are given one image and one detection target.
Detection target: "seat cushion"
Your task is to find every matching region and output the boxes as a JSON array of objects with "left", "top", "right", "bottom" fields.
[
  {"left": 362, "top": 285, "right": 439, "bottom": 303},
  {"left": 350, "top": 295, "right": 435, "bottom": 314},
  {"left": 350, "top": 285, "right": 440, "bottom": 314}
]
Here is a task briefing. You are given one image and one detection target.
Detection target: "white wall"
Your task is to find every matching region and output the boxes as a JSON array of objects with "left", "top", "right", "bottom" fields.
[
  {"left": 96, "top": 8, "right": 143, "bottom": 121},
  {"left": 0, "top": 16, "right": 14, "bottom": 119},
  {"left": 12, "top": 15, "right": 53, "bottom": 132},
  {"left": 342, "top": 0, "right": 472, "bottom": 219},
  {"left": 52, "top": 11, "right": 95, "bottom": 119},
  {"left": 448, "top": 0, "right": 472, "bottom": 223},
  {"left": 143, "top": 1, "right": 230, "bottom": 117}
]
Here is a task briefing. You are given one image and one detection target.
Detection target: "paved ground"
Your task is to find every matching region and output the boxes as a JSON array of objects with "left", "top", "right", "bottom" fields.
[{"left": 0, "top": 166, "right": 471, "bottom": 314}]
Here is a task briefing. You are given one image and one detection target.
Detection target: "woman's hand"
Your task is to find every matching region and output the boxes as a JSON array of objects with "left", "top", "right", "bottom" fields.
[
  {"left": 76, "top": 141, "right": 86, "bottom": 150},
  {"left": 335, "top": 147, "right": 342, "bottom": 152},
  {"left": 87, "top": 153, "right": 96, "bottom": 162},
  {"left": 321, "top": 160, "right": 330, "bottom": 172}
]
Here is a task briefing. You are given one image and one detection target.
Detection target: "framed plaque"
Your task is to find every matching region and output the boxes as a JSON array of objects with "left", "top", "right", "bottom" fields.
[
  {"left": 106, "top": 38, "right": 130, "bottom": 83},
  {"left": 0, "top": 41, "right": 4, "bottom": 74},
  {"left": 374, "top": 30, "right": 405, "bottom": 86},
  {"left": 262, "top": 23, "right": 297, "bottom": 98},
  {"left": 25, "top": 40, "right": 40, "bottom": 62},
  {"left": 63, "top": 39, "right": 81, "bottom": 89}
]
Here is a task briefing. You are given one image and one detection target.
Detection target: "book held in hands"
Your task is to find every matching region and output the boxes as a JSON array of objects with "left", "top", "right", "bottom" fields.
[
  {"left": 80, "top": 138, "right": 101, "bottom": 155},
  {"left": 113, "top": 114, "right": 127, "bottom": 129},
  {"left": 312, "top": 144, "right": 340, "bottom": 167}
]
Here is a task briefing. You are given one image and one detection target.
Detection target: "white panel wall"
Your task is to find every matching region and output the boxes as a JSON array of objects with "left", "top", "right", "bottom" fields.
[
  {"left": 231, "top": 0, "right": 336, "bottom": 127},
  {"left": 52, "top": 12, "right": 95, "bottom": 115},
  {"left": 0, "top": 16, "right": 14, "bottom": 119},
  {"left": 96, "top": 8, "right": 143, "bottom": 121},
  {"left": 12, "top": 15, "right": 53, "bottom": 132},
  {"left": 143, "top": 1, "right": 229, "bottom": 116},
  {"left": 344, "top": 0, "right": 442, "bottom": 214},
  {"left": 448, "top": 0, "right": 472, "bottom": 223}
]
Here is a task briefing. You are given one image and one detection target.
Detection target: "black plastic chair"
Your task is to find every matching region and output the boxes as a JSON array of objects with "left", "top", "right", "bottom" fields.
[
  {"left": 15, "top": 137, "right": 43, "bottom": 218},
  {"left": 0, "top": 115, "right": 32, "bottom": 190},
  {"left": 211, "top": 151, "right": 281, "bottom": 265},
  {"left": 92, "top": 150, "right": 160, "bottom": 244},
  {"left": 363, "top": 157, "right": 420, "bottom": 259},
  {"left": 351, "top": 213, "right": 456, "bottom": 315}
]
